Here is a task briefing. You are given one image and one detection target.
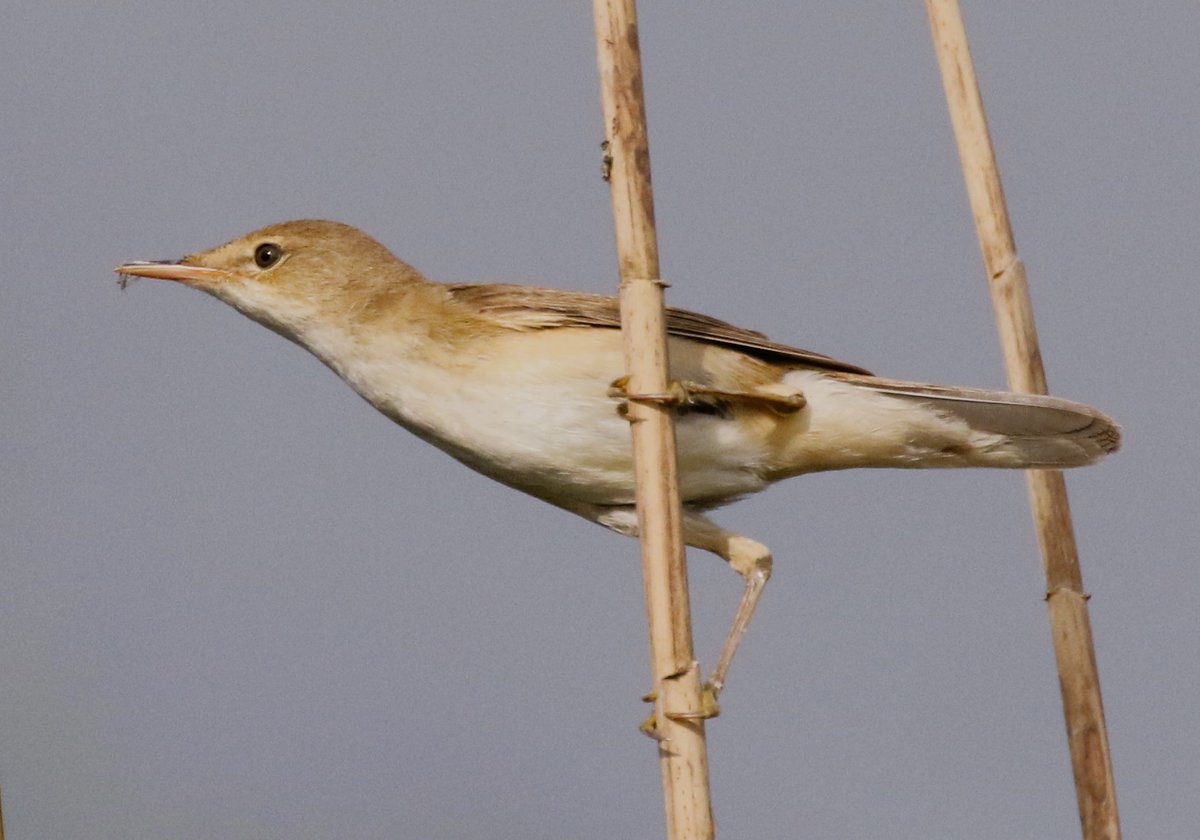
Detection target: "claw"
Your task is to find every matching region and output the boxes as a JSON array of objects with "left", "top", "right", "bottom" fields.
[{"left": 639, "top": 712, "right": 667, "bottom": 740}]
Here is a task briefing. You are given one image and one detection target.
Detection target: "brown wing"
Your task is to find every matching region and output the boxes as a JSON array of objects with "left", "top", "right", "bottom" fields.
[{"left": 446, "top": 283, "right": 872, "bottom": 375}]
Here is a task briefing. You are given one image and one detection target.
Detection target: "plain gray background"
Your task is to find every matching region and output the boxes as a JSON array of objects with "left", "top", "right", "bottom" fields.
[{"left": 3, "top": 3, "right": 1197, "bottom": 838}]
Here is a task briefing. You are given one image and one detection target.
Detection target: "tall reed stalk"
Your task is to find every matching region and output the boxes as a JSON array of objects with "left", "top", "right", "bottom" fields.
[{"left": 925, "top": 3, "right": 1120, "bottom": 837}]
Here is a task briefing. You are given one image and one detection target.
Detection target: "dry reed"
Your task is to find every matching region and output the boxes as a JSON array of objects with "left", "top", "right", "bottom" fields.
[
  {"left": 925, "top": 3, "right": 1120, "bottom": 837},
  {"left": 592, "top": 1, "right": 715, "bottom": 838}
]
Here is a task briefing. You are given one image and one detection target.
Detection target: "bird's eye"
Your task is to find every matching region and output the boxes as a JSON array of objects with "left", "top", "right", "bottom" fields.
[{"left": 254, "top": 242, "right": 283, "bottom": 268}]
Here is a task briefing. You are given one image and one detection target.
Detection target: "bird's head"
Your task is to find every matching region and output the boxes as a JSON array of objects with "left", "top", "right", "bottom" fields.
[{"left": 116, "top": 220, "right": 426, "bottom": 342}]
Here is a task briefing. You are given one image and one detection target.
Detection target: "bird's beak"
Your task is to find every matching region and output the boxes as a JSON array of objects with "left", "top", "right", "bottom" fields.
[{"left": 114, "top": 260, "right": 229, "bottom": 286}]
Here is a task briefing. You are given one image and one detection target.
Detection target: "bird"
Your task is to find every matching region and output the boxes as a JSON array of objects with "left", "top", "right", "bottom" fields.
[{"left": 116, "top": 219, "right": 1120, "bottom": 695}]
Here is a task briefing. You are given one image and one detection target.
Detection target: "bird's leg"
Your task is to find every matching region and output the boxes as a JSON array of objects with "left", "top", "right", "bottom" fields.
[
  {"left": 590, "top": 505, "right": 770, "bottom": 720},
  {"left": 681, "top": 512, "right": 774, "bottom": 695},
  {"left": 589, "top": 506, "right": 727, "bottom": 728},
  {"left": 608, "top": 376, "right": 805, "bottom": 416},
  {"left": 709, "top": 536, "right": 772, "bottom": 694}
]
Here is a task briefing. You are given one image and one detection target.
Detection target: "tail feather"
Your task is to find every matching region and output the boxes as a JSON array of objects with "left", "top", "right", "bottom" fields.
[{"left": 843, "top": 375, "right": 1120, "bottom": 468}]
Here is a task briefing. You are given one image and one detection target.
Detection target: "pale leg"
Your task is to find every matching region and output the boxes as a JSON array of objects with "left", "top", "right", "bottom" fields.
[
  {"left": 590, "top": 505, "right": 774, "bottom": 699},
  {"left": 680, "top": 511, "right": 773, "bottom": 694}
]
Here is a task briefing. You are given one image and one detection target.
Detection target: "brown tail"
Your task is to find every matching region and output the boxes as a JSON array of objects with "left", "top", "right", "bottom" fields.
[{"left": 843, "top": 375, "right": 1120, "bottom": 468}]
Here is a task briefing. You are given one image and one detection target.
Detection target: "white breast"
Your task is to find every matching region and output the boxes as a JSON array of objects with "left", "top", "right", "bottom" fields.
[{"left": 317, "top": 326, "right": 770, "bottom": 507}]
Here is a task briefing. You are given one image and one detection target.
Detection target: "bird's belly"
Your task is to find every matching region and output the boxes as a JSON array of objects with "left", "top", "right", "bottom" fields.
[{"left": 347, "top": 349, "right": 768, "bottom": 507}]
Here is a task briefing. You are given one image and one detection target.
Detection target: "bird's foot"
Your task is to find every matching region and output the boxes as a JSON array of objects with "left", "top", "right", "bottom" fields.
[
  {"left": 607, "top": 376, "right": 690, "bottom": 418},
  {"left": 638, "top": 685, "right": 720, "bottom": 740},
  {"left": 608, "top": 376, "right": 805, "bottom": 417}
]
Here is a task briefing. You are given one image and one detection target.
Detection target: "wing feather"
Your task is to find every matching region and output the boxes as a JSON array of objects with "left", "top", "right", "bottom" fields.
[{"left": 446, "top": 283, "right": 871, "bottom": 375}]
